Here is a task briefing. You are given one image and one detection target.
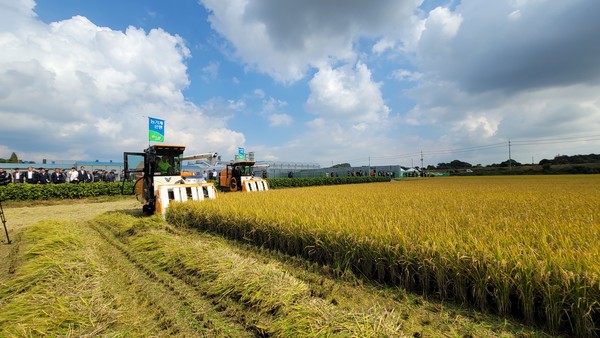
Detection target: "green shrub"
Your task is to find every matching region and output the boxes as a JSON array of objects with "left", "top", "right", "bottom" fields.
[
  {"left": 0, "top": 182, "right": 135, "bottom": 201},
  {"left": 266, "top": 176, "right": 390, "bottom": 189}
]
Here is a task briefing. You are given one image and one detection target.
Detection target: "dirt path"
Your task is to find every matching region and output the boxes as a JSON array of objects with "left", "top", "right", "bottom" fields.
[{"left": 1, "top": 198, "right": 140, "bottom": 230}]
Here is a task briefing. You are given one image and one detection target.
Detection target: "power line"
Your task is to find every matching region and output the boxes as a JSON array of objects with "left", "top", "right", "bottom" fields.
[
  {"left": 512, "top": 135, "right": 600, "bottom": 146},
  {"left": 330, "top": 134, "right": 599, "bottom": 167}
]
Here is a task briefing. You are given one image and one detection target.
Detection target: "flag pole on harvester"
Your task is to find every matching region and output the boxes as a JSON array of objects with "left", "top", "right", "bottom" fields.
[{"left": 148, "top": 117, "right": 165, "bottom": 144}]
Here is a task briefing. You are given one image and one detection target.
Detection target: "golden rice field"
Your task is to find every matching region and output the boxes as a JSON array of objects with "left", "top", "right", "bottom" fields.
[{"left": 168, "top": 175, "right": 600, "bottom": 337}]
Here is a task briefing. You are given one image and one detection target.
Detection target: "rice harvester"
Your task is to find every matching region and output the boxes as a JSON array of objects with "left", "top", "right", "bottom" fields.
[
  {"left": 219, "top": 160, "right": 269, "bottom": 192},
  {"left": 123, "top": 144, "right": 217, "bottom": 216}
]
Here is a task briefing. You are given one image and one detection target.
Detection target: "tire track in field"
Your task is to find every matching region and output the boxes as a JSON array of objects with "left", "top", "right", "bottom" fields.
[{"left": 87, "top": 220, "right": 256, "bottom": 337}]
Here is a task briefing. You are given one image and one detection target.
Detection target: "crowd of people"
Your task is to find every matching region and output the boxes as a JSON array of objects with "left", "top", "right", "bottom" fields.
[{"left": 0, "top": 166, "right": 119, "bottom": 186}]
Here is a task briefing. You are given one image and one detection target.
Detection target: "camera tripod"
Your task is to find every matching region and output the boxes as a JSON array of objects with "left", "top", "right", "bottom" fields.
[{"left": 0, "top": 200, "right": 10, "bottom": 244}]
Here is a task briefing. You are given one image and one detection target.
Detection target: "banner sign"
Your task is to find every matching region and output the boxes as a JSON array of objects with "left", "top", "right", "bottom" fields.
[
  {"left": 149, "top": 117, "right": 165, "bottom": 142},
  {"left": 237, "top": 147, "right": 245, "bottom": 160}
]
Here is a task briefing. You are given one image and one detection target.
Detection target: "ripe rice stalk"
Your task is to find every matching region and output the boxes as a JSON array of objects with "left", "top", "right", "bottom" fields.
[{"left": 166, "top": 175, "right": 600, "bottom": 336}]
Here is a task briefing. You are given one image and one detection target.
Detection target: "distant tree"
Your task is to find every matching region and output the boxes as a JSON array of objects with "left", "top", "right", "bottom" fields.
[
  {"left": 8, "top": 152, "right": 19, "bottom": 163},
  {"left": 553, "top": 155, "right": 569, "bottom": 164},
  {"left": 437, "top": 159, "right": 472, "bottom": 169},
  {"left": 332, "top": 163, "right": 351, "bottom": 168},
  {"left": 498, "top": 159, "right": 521, "bottom": 167},
  {"left": 451, "top": 160, "right": 472, "bottom": 168},
  {"left": 539, "top": 153, "right": 600, "bottom": 165}
]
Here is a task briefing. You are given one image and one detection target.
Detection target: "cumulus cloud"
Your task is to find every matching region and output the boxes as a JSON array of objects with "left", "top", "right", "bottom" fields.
[
  {"left": 416, "top": 0, "right": 600, "bottom": 93},
  {"left": 306, "top": 63, "right": 390, "bottom": 123},
  {"left": 201, "top": 0, "right": 419, "bottom": 83},
  {"left": 400, "top": 0, "right": 600, "bottom": 163},
  {"left": 3, "top": 0, "right": 599, "bottom": 167},
  {"left": 0, "top": 0, "right": 242, "bottom": 161},
  {"left": 258, "top": 96, "right": 291, "bottom": 127}
]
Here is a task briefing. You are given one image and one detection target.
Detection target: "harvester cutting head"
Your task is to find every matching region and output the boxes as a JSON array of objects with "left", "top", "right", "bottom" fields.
[
  {"left": 123, "top": 144, "right": 216, "bottom": 217},
  {"left": 219, "top": 160, "right": 269, "bottom": 192}
]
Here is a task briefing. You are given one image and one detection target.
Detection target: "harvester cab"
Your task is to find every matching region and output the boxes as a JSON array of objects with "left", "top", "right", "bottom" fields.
[
  {"left": 123, "top": 144, "right": 216, "bottom": 216},
  {"left": 219, "top": 160, "right": 269, "bottom": 192}
]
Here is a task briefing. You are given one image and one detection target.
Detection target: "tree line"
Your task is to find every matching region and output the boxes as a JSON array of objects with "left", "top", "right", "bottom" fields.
[{"left": 434, "top": 153, "right": 599, "bottom": 170}]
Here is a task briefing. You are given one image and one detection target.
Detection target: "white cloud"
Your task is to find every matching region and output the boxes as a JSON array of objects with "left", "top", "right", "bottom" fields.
[
  {"left": 391, "top": 69, "right": 422, "bottom": 82},
  {"left": 0, "top": 0, "right": 243, "bottom": 162},
  {"left": 415, "top": 0, "right": 600, "bottom": 93},
  {"left": 306, "top": 63, "right": 390, "bottom": 123},
  {"left": 452, "top": 115, "right": 499, "bottom": 138},
  {"left": 394, "top": 0, "right": 600, "bottom": 165},
  {"left": 426, "top": 7, "right": 462, "bottom": 39},
  {"left": 202, "top": 61, "right": 219, "bottom": 81},
  {"left": 201, "top": 0, "right": 420, "bottom": 83},
  {"left": 268, "top": 113, "right": 293, "bottom": 127},
  {"left": 253, "top": 88, "right": 265, "bottom": 99}
]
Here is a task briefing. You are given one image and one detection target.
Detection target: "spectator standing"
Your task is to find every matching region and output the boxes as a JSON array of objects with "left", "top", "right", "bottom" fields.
[
  {"left": 78, "top": 166, "right": 86, "bottom": 183},
  {"left": 83, "top": 170, "right": 93, "bottom": 183},
  {"left": 12, "top": 168, "right": 23, "bottom": 183},
  {"left": 69, "top": 167, "right": 79, "bottom": 183},
  {"left": 0, "top": 168, "right": 11, "bottom": 185},
  {"left": 212, "top": 169, "right": 217, "bottom": 180},
  {"left": 24, "top": 166, "right": 39, "bottom": 184},
  {"left": 51, "top": 168, "right": 65, "bottom": 183},
  {"left": 102, "top": 170, "right": 110, "bottom": 182},
  {"left": 38, "top": 168, "right": 50, "bottom": 184}
]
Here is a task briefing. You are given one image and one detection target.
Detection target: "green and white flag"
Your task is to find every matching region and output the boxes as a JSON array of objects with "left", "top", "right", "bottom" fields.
[{"left": 149, "top": 117, "right": 165, "bottom": 142}]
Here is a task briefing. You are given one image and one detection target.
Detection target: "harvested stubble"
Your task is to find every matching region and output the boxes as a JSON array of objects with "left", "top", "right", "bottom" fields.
[{"left": 167, "top": 175, "right": 600, "bottom": 337}]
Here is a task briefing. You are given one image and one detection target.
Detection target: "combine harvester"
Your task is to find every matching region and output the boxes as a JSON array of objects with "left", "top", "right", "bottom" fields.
[
  {"left": 123, "top": 144, "right": 218, "bottom": 216},
  {"left": 218, "top": 160, "right": 269, "bottom": 192}
]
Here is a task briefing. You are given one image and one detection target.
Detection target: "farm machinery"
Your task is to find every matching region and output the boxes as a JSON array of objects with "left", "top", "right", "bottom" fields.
[
  {"left": 218, "top": 160, "right": 269, "bottom": 192},
  {"left": 123, "top": 144, "right": 217, "bottom": 216}
]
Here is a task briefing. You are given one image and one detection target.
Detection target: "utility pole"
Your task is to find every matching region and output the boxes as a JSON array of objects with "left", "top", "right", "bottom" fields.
[
  {"left": 420, "top": 150, "right": 424, "bottom": 169},
  {"left": 508, "top": 140, "right": 512, "bottom": 170}
]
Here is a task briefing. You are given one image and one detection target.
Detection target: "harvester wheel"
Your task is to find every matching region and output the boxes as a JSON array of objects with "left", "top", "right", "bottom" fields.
[{"left": 230, "top": 177, "right": 238, "bottom": 191}]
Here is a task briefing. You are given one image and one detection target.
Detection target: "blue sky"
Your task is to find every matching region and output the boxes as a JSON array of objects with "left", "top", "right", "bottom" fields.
[{"left": 1, "top": 0, "right": 599, "bottom": 167}]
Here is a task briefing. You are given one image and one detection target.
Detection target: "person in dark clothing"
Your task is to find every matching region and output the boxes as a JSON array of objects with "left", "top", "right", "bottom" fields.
[
  {"left": 38, "top": 168, "right": 50, "bottom": 184},
  {"left": 78, "top": 166, "right": 86, "bottom": 183},
  {"left": 24, "top": 166, "right": 39, "bottom": 184},
  {"left": 12, "top": 168, "right": 23, "bottom": 183},
  {"left": 51, "top": 168, "right": 65, "bottom": 183},
  {"left": 0, "top": 168, "right": 11, "bottom": 186}
]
